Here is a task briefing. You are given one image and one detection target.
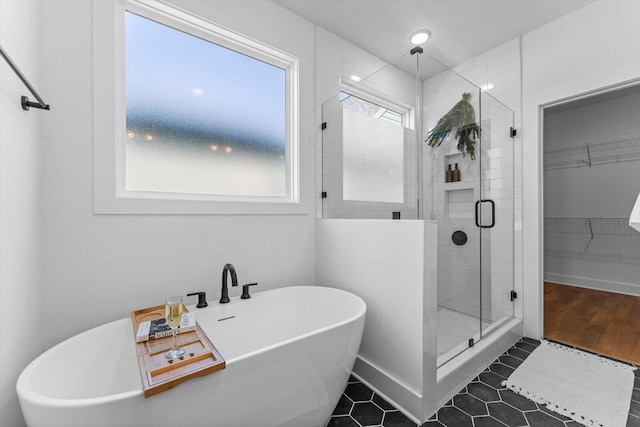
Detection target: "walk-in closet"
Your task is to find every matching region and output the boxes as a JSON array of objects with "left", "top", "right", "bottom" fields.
[{"left": 543, "top": 83, "right": 640, "bottom": 365}]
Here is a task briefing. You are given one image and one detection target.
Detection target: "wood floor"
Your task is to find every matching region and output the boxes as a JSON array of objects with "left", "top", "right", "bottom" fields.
[{"left": 544, "top": 281, "right": 640, "bottom": 365}]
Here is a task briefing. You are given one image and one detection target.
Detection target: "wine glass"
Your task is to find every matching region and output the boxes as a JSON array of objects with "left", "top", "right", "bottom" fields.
[{"left": 164, "top": 296, "right": 186, "bottom": 359}]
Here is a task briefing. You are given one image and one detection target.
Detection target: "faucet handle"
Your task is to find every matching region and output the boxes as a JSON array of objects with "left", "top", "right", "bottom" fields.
[
  {"left": 187, "top": 291, "right": 208, "bottom": 308},
  {"left": 241, "top": 283, "right": 258, "bottom": 300}
]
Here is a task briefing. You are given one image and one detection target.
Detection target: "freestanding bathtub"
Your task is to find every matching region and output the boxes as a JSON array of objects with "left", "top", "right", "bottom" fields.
[{"left": 17, "top": 286, "right": 366, "bottom": 427}]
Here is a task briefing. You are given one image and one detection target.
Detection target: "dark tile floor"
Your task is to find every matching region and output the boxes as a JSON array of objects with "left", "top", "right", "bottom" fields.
[
  {"left": 327, "top": 375, "right": 417, "bottom": 427},
  {"left": 328, "top": 338, "right": 640, "bottom": 427}
]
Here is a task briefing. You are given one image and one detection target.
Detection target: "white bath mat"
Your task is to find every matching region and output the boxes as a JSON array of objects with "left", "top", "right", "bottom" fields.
[{"left": 502, "top": 340, "right": 636, "bottom": 427}]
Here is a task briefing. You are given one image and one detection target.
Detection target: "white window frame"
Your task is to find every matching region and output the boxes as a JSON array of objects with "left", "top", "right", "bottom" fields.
[{"left": 93, "top": 0, "right": 306, "bottom": 214}]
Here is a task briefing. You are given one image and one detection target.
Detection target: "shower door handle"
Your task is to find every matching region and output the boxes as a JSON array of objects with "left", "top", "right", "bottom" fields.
[{"left": 475, "top": 199, "right": 495, "bottom": 228}]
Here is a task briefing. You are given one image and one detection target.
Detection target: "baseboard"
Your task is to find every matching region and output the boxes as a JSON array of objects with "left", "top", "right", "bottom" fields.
[
  {"left": 352, "top": 356, "right": 426, "bottom": 423},
  {"left": 544, "top": 273, "right": 640, "bottom": 296}
]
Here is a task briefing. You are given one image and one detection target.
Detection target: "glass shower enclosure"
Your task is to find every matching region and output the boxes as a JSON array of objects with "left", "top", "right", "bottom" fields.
[{"left": 321, "top": 48, "right": 516, "bottom": 368}]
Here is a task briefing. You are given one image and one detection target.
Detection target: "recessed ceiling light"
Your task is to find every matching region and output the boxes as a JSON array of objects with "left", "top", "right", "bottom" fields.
[
  {"left": 350, "top": 75, "right": 361, "bottom": 82},
  {"left": 410, "top": 30, "right": 431, "bottom": 45},
  {"left": 480, "top": 83, "right": 494, "bottom": 91}
]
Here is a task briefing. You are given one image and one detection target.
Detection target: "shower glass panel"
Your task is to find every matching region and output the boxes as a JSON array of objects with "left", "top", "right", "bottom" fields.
[
  {"left": 423, "top": 60, "right": 515, "bottom": 366},
  {"left": 423, "top": 74, "right": 485, "bottom": 366},
  {"left": 423, "top": 63, "right": 515, "bottom": 366},
  {"left": 321, "top": 47, "right": 515, "bottom": 368},
  {"left": 321, "top": 52, "right": 420, "bottom": 220}
]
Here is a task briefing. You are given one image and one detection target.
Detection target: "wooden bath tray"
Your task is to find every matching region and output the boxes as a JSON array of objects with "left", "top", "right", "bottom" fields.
[{"left": 131, "top": 305, "right": 225, "bottom": 398}]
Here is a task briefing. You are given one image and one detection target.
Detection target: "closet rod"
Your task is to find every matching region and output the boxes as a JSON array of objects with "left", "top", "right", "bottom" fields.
[{"left": 0, "top": 44, "right": 50, "bottom": 111}]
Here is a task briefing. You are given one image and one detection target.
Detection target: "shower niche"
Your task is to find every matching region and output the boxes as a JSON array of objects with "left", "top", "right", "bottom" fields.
[{"left": 445, "top": 188, "right": 474, "bottom": 219}]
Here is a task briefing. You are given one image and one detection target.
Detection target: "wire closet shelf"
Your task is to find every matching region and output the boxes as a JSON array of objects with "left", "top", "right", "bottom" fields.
[
  {"left": 544, "top": 134, "right": 640, "bottom": 170},
  {"left": 544, "top": 217, "right": 639, "bottom": 238},
  {"left": 544, "top": 217, "right": 640, "bottom": 256}
]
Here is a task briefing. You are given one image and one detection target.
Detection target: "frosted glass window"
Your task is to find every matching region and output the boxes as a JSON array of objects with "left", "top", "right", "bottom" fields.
[
  {"left": 341, "top": 92, "right": 403, "bottom": 126},
  {"left": 125, "top": 12, "right": 287, "bottom": 198},
  {"left": 342, "top": 108, "right": 405, "bottom": 204}
]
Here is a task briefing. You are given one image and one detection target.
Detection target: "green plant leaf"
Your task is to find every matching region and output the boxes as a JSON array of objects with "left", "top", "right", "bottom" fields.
[{"left": 425, "top": 92, "right": 480, "bottom": 159}]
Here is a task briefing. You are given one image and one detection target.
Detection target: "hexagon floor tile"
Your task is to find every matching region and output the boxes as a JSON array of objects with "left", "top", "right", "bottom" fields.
[
  {"left": 327, "top": 376, "right": 416, "bottom": 427},
  {"left": 328, "top": 337, "right": 640, "bottom": 427}
]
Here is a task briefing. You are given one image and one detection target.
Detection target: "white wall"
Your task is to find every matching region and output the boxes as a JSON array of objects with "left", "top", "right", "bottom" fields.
[
  {"left": 543, "top": 89, "right": 640, "bottom": 294},
  {"left": 39, "top": 0, "right": 316, "bottom": 349},
  {"left": 316, "top": 219, "right": 437, "bottom": 422},
  {"left": 0, "top": 2, "right": 44, "bottom": 426},
  {"left": 522, "top": 0, "right": 640, "bottom": 339}
]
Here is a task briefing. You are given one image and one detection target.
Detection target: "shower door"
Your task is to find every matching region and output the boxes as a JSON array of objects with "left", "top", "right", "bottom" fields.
[
  {"left": 478, "top": 92, "right": 516, "bottom": 345},
  {"left": 424, "top": 76, "right": 516, "bottom": 367}
]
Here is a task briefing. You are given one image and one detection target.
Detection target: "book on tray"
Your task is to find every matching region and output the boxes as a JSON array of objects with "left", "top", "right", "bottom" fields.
[{"left": 136, "top": 312, "right": 196, "bottom": 343}]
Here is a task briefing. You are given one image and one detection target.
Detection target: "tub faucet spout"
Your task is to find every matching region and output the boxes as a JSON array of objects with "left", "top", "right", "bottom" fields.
[{"left": 220, "top": 263, "right": 238, "bottom": 303}]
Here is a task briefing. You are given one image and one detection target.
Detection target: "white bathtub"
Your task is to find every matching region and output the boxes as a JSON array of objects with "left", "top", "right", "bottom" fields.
[{"left": 17, "top": 286, "right": 366, "bottom": 427}]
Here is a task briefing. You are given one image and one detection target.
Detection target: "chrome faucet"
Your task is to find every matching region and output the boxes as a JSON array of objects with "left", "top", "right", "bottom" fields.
[{"left": 219, "top": 263, "right": 238, "bottom": 303}]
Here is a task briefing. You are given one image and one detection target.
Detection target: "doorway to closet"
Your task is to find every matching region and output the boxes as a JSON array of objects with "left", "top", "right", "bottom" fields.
[{"left": 542, "top": 82, "right": 640, "bottom": 365}]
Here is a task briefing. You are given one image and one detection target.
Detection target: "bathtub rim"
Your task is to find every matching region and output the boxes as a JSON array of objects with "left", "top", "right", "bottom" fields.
[
  {"left": 16, "top": 285, "right": 366, "bottom": 409},
  {"left": 16, "top": 314, "right": 145, "bottom": 409},
  {"left": 222, "top": 285, "right": 366, "bottom": 364}
]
